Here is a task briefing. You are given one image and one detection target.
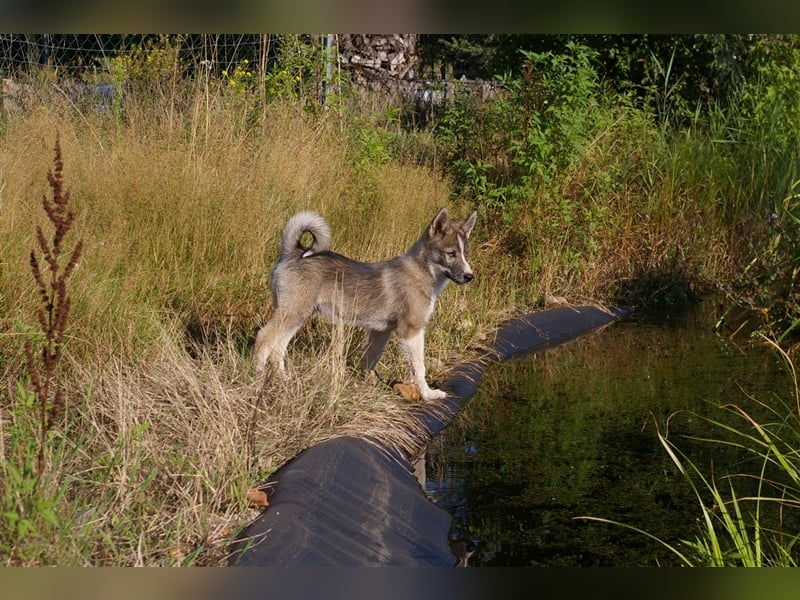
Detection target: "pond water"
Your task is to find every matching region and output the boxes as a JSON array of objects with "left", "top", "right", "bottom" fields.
[{"left": 424, "top": 300, "right": 796, "bottom": 566}]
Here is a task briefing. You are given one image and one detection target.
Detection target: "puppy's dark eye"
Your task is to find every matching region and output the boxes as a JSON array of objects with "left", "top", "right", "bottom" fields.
[{"left": 446, "top": 251, "right": 456, "bottom": 258}]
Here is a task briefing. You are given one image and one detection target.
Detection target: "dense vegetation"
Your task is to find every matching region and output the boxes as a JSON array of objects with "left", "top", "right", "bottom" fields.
[
  {"left": 1, "top": 34, "right": 799, "bottom": 565},
  {"left": 427, "top": 34, "right": 800, "bottom": 334}
]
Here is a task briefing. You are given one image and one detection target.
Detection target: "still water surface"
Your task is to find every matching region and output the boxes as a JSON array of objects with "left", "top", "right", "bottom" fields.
[{"left": 424, "top": 300, "right": 794, "bottom": 566}]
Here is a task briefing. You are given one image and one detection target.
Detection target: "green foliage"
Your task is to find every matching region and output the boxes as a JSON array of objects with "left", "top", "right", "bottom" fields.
[
  {"left": 350, "top": 108, "right": 400, "bottom": 170},
  {"left": 431, "top": 34, "right": 800, "bottom": 334},
  {"left": 1, "top": 382, "right": 73, "bottom": 565},
  {"left": 719, "top": 182, "right": 800, "bottom": 343},
  {"left": 513, "top": 43, "right": 602, "bottom": 180},
  {"left": 422, "top": 34, "right": 800, "bottom": 112},
  {"left": 101, "top": 35, "right": 182, "bottom": 86},
  {"left": 436, "top": 42, "right": 604, "bottom": 213},
  {"left": 713, "top": 44, "right": 800, "bottom": 342},
  {"left": 421, "top": 34, "right": 533, "bottom": 80},
  {"left": 220, "top": 59, "right": 257, "bottom": 97},
  {"left": 100, "top": 35, "right": 183, "bottom": 122},
  {"left": 263, "top": 34, "right": 334, "bottom": 108},
  {"left": 735, "top": 46, "right": 800, "bottom": 206}
]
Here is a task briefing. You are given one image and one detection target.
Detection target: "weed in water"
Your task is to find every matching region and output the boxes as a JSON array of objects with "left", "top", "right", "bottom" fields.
[{"left": 578, "top": 337, "right": 800, "bottom": 566}]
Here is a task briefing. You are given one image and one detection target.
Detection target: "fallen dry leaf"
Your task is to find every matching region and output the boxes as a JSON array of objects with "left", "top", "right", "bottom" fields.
[
  {"left": 392, "top": 381, "right": 421, "bottom": 401},
  {"left": 246, "top": 489, "right": 269, "bottom": 508}
]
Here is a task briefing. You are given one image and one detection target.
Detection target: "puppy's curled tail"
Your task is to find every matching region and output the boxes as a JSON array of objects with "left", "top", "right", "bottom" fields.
[{"left": 280, "top": 211, "right": 332, "bottom": 261}]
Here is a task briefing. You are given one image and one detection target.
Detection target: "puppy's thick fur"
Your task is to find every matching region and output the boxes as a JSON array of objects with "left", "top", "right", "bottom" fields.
[{"left": 254, "top": 208, "right": 477, "bottom": 400}]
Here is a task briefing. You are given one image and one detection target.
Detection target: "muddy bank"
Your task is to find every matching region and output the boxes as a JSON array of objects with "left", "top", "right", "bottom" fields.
[{"left": 228, "top": 305, "right": 632, "bottom": 566}]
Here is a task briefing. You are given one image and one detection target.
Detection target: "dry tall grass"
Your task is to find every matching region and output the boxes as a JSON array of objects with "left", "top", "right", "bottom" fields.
[
  {"left": 0, "top": 83, "right": 503, "bottom": 565},
  {"left": 49, "top": 319, "right": 439, "bottom": 566},
  {"left": 1, "top": 88, "right": 485, "bottom": 361}
]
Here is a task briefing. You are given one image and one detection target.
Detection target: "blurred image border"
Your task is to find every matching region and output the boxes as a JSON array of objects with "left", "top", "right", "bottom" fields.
[
  {"left": 2, "top": 568, "right": 800, "bottom": 600},
  {"left": 3, "top": 0, "right": 799, "bottom": 34}
]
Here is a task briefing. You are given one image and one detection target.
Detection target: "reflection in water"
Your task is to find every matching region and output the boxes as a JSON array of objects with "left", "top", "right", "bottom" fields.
[{"left": 425, "top": 301, "right": 793, "bottom": 566}]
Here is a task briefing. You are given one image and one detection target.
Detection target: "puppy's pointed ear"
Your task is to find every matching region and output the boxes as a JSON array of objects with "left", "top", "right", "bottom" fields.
[
  {"left": 461, "top": 211, "right": 477, "bottom": 238},
  {"left": 429, "top": 208, "right": 450, "bottom": 238}
]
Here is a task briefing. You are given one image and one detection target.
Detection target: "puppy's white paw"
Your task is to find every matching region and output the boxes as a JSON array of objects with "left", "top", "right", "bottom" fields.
[{"left": 421, "top": 387, "right": 448, "bottom": 401}]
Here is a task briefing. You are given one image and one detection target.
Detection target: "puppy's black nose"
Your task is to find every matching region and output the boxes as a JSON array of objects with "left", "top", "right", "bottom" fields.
[{"left": 463, "top": 273, "right": 474, "bottom": 283}]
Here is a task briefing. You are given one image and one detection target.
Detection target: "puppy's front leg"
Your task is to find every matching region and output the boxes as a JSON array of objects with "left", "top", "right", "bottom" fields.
[{"left": 398, "top": 328, "right": 447, "bottom": 400}]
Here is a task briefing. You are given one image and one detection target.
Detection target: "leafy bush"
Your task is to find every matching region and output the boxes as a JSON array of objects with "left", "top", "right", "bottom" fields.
[{"left": 436, "top": 42, "right": 604, "bottom": 214}]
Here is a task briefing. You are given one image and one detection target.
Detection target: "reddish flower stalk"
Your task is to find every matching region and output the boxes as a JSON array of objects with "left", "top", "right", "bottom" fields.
[{"left": 24, "top": 135, "right": 83, "bottom": 478}]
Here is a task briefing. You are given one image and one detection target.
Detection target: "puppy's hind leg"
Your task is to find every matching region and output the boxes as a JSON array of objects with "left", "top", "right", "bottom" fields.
[
  {"left": 360, "top": 329, "right": 392, "bottom": 373},
  {"left": 254, "top": 313, "right": 304, "bottom": 376}
]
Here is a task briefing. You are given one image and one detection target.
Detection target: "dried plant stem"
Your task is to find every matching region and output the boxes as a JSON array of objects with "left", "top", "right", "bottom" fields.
[{"left": 24, "top": 135, "right": 83, "bottom": 478}]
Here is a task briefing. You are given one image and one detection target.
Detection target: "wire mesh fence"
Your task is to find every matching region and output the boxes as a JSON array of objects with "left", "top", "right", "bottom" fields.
[
  {"left": 0, "top": 34, "right": 272, "bottom": 79},
  {"left": 0, "top": 34, "right": 497, "bottom": 125},
  {"left": 0, "top": 34, "right": 338, "bottom": 118}
]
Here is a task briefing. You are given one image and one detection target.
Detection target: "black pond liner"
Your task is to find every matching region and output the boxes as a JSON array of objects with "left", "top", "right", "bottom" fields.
[{"left": 228, "top": 305, "right": 632, "bottom": 566}]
